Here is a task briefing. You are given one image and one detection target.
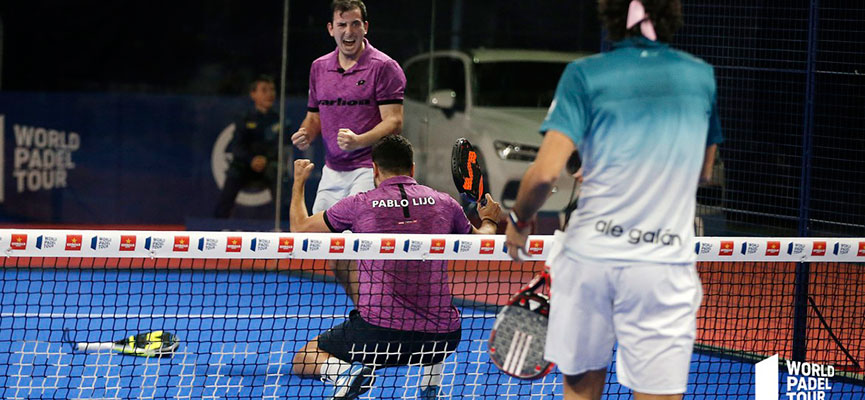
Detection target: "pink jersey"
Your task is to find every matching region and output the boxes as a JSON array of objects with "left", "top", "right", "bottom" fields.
[
  {"left": 324, "top": 176, "right": 472, "bottom": 333},
  {"left": 307, "top": 39, "right": 406, "bottom": 171}
]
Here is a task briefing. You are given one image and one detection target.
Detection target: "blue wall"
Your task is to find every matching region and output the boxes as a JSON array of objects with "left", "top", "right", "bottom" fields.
[{"left": 0, "top": 92, "right": 310, "bottom": 224}]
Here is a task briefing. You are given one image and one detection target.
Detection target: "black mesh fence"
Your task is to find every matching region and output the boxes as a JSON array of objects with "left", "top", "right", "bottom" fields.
[{"left": 678, "top": 2, "right": 865, "bottom": 237}]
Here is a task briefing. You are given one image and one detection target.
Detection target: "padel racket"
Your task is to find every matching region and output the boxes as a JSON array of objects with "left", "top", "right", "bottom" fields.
[
  {"left": 451, "top": 138, "right": 488, "bottom": 205},
  {"left": 75, "top": 330, "right": 180, "bottom": 357},
  {"left": 488, "top": 271, "right": 554, "bottom": 379}
]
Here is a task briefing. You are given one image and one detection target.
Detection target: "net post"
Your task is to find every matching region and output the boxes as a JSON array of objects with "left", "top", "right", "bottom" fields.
[{"left": 792, "top": 261, "right": 810, "bottom": 362}]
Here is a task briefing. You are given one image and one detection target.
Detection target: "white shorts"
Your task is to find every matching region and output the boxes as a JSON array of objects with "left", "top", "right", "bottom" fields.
[
  {"left": 312, "top": 165, "right": 375, "bottom": 213},
  {"left": 544, "top": 254, "right": 702, "bottom": 395}
]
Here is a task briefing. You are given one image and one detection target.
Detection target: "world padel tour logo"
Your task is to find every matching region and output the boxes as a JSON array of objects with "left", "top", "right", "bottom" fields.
[
  {"left": 740, "top": 241, "right": 760, "bottom": 255},
  {"left": 756, "top": 355, "right": 835, "bottom": 400},
  {"left": 144, "top": 237, "right": 165, "bottom": 251},
  {"left": 766, "top": 241, "right": 781, "bottom": 256},
  {"left": 811, "top": 241, "right": 826, "bottom": 256},
  {"left": 10, "top": 234, "right": 27, "bottom": 250},
  {"left": 832, "top": 242, "right": 851, "bottom": 256},
  {"left": 65, "top": 235, "right": 82, "bottom": 251},
  {"left": 695, "top": 241, "right": 713, "bottom": 255},
  {"left": 788, "top": 242, "right": 806, "bottom": 255},
  {"left": 330, "top": 238, "right": 345, "bottom": 253},
  {"left": 380, "top": 238, "right": 395, "bottom": 254},
  {"left": 301, "top": 239, "right": 321, "bottom": 252},
  {"left": 250, "top": 238, "right": 270, "bottom": 252},
  {"left": 353, "top": 239, "right": 372, "bottom": 252},
  {"left": 278, "top": 237, "right": 294, "bottom": 253},
  {"left": 453, "top": 240, "right": 473, "bottom": 253},
  {"left": 198, "top": 237, "right": 218, "bottom": 251},
  {"left": 430, "top": 239, "right": 446, "bottom": 254},
  {"left": 173, "top": 236, "right": 190, "bottom": 252},
  {"left": 119, "top": 235, "right": 137, "bottom": 251},
  {"left": 226, "top": 237, "right": 242, "bottom": 252},
  {"left": 35, "top": 235, "right": 57, "bottom": 249},
  {"left": 403, "top": 239, "right": 423, "bottom": 253},
  {"left": 719, "top": 240, "right": 734, "bottom": 256}
]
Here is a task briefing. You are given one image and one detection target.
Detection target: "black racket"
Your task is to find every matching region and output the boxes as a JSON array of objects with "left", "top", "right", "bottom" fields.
[
  {"left": 451, "top": 138, "right": 488, "bottom": 205},
  {"left": 488, "top": 271, "right": 554, "bottom": 380}
]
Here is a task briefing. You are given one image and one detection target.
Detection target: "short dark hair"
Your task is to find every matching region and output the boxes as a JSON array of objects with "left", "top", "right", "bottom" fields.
[
  {"left": 371, "top": 135, "right": 413, "bottom": 175},
  {"left": 331, "top": 0, "right": 367, "bottom": 22},
  {"left": 249, "top": 74, "right": 275, "bottom": 92},
  {"left": 598, "top": 0, "right": 683, "bottom": 42}
]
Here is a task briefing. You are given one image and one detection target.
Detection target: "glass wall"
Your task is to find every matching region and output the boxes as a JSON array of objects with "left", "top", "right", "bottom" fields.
[{"left": 0, "top": 1, "right": 863, "bottom": 236}]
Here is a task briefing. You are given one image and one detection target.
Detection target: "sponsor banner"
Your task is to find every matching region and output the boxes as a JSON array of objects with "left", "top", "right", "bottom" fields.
[
  {"left": 277, "top": 237, "right": 294, "bottom": 253},
  {"left": 379, "top": 238, "right": 396, "bottom": 254},
  {"left": 479, "top": 239, "right": 495, "bottom": 255},
  {"left": 719, "top": 241, "right": 734, "bottom": 256},
  {"left": 65, "top": 234, "right": 83, "bottom": 251},
  {"left": 10, "top": 233, "right": 28, "bottom": 250},
  {"left": 329, "top": 237, "right": 345, "bottom": 253},
  {"left": 119, "top": 235, "right": 137, "bottom": 251},
  {"left": 527, "top": 240, "right": 545, "bottom": 256},
  {"left": 226, "top": 237, "right": 242, "bottom": 253},
  {"left": 766, "top": 241, "right": 781, "bottom": 256},
  {"left": 173, "top": 236, "right": 190, "bottom": 252},
  {"left": 430, "top": 238, "right": 446, "bottom": 254},
  {"left": 811, "top": 241, "right": 826, "bottom": 257},
  {"left": 0, "top": 231, "right": 859, "bottom": 262}
]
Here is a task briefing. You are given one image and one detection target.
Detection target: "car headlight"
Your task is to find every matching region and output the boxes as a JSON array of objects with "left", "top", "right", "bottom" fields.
[{"left": 494, "top": 140, "right": 539, "bottom": 161}]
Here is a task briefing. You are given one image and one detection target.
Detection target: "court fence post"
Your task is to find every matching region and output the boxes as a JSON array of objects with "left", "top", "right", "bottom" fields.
[{"left": 792, "top": 0, "right": 820, "bottom": 363}]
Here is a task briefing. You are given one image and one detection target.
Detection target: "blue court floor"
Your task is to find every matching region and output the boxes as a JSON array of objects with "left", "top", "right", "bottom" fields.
[{"left": 0, "top": 267, "right": 861, "bottom": 399}]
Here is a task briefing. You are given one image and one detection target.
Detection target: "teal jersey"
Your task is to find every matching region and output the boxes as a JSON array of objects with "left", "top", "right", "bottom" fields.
[{"left": 541, "top": 37, "right": 723, "bottom": 264}]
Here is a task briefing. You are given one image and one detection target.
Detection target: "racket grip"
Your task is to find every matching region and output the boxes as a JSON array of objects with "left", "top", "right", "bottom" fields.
[
  {"left": 77, "top": 342, "right": 115, "bottom": 352},
  {"left": 480, "top": 196, "right": 487, "bottom": 207}
]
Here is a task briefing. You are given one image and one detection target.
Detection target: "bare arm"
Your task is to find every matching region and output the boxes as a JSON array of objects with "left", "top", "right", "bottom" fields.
[
  {"left": 471, "top": 193, "right": 502, "bottom": 234},
  {"left": 289, "top": 159, "right": 330, "bottom": 232},
  {"left": 700, "top": 143, "right": 718, "bottom": 184},
  {"left": 337, "top": 103, "right": 404, "bottom": 151},
  {"left": 291, "top": 112, "right": 322, "bottom": 151},
  {"left": 301, "top": 111, "right": 322, "bottom": 137}
]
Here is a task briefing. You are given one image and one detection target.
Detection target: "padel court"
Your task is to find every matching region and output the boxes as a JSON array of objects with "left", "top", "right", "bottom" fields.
[{"left": 1, "top": 256, "right": 862, "bottom": 399}]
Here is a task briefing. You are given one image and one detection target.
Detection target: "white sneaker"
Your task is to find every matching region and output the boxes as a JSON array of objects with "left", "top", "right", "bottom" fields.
[{"left": 327, "top": 362, "right": 375, "bottom": 399}]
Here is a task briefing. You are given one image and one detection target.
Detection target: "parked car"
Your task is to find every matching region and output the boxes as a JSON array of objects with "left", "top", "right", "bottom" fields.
[{"left": 401, "top": 48, "right": 593, "bottom": 216}]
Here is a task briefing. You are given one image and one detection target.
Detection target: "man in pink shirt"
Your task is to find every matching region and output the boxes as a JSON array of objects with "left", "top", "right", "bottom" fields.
[
  {"left": 290, "top": 1, "right": 406, "bottom": 318},
  {"left": 291, "top": 0, "right": 406, "bottom": 213},
  {"left": 289, "top": 135, "right": 502, "bottom": 400}
]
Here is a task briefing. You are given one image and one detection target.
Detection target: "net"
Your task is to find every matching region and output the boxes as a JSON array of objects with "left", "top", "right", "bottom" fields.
[{"left": 0, "top": 229, "right": 862, "bottom": 399}]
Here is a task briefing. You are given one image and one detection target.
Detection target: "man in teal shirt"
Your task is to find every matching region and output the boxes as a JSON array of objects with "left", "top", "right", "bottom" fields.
[{"left": 506, "top": 1, "right": 722, "bottom": 399}]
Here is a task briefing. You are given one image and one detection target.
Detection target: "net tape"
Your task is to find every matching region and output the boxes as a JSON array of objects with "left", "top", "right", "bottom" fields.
[{"left": 1, "top": 229, "right": 863, "bottom": 262}]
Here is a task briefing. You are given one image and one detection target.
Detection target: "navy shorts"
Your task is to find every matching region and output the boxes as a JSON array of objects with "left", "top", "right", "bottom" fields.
[{"left": 318, "top": 310, "right": 462, "bottom": 367}]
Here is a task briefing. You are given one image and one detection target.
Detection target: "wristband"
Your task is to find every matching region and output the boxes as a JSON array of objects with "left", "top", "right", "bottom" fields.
[
  {"left": 508, "top": 210, "right": 530, "bottom": 230},
  {"left": 481, "top": 217, "right": 498, "bottom": 226}
]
